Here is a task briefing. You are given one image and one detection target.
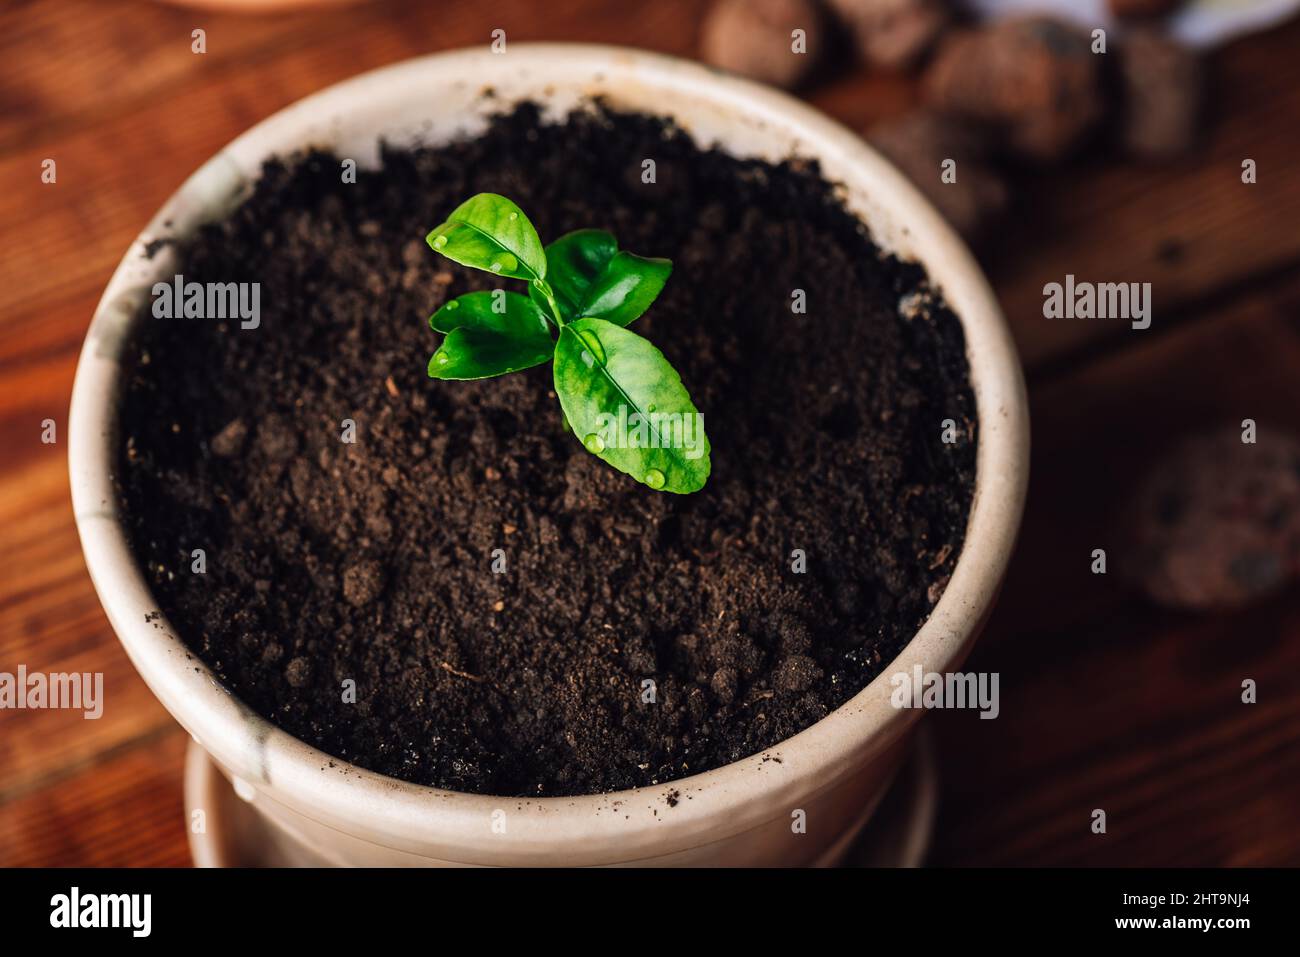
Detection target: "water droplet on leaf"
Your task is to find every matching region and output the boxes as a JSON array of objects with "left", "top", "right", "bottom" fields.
[
  {"left": 645, "top": 469, "right": 666, "bottom": 490},
  {"left": 575, "top": 328, "right": 606, "bottom": 365},
  {"left": 432, "top": 234, "right": 448, "bottom": 249},
  {"left": 445, "top": 300, "right": 459, "bottom": 310},
  {"left": 435, "top": 353, "right": 449, "bottom": 365},
  {"left": 490, "top": 252, "right": 518, "bottom": 274},
  {"left": 584, "top": 433, "right": 606, "bottom": 454}
]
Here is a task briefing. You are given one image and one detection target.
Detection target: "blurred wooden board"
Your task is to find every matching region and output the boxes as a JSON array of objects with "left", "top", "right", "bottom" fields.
[
  {"left": 0, "top": 729, "right": 190, "bottom": 868},
  {"left": 1, "top": 0, "right": 1298, "bottom": 866},
  {"left": 930, "top": 274, "right": 1300, "bottom": 866}
]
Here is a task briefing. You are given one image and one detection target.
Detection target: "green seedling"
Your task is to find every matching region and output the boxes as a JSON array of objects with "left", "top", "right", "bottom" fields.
[{"left": 425, "top": 193, "right": 710, "bottom": 494}]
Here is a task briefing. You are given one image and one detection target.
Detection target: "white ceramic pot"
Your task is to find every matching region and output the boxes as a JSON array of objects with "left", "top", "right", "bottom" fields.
[{"left": 69, "top": 44, "right": 1029, "bottom": 867}]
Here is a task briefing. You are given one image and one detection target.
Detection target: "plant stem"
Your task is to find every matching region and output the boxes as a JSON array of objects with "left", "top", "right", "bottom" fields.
[{"left": 535, "top": 279, "right": 565, "bottom": 328}]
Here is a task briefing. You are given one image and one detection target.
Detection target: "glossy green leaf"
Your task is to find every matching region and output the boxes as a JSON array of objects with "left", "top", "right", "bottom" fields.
[
  {"left": 429, "top": 290, "right": 551, "bottom": 337},
  {"left": 426, "top": 193, "right": 547, "bottom": 282},
  {"left": 429, "top": 329, "right": 554, "bottom": 380},
  {"left": 553, "top": 318, "right": 710, "bottom": 493},
  {"left": 533, "top": 229, "right": 671, "bottom": 327},
  {"left": 536, "top": 229, "right": 617, "bottom": 318},
  {"left": 580, "top": 251, "right": 672, "bottom": 326},
  {"left": 427, "top": 291, "right": 554, "bottom": 380}
]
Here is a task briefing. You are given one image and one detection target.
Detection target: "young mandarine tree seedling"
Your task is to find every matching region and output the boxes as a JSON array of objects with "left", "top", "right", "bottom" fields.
[{"left": 425, "top": 193, "right": 711, "bottom": 494}]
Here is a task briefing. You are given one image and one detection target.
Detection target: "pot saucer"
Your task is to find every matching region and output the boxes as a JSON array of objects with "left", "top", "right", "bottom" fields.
[{"left": 184, "top": 727, "right": 937, "bottom": 867}]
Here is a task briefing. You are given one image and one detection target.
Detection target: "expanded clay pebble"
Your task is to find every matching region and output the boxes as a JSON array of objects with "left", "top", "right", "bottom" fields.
[
  {"left": 868, "top": 110, "right": 1008, "bottom": 240},
  {"left": 1118, "top": 28, "right": 1204, "bottom": 160},
  {"left": 825, "top": 0, "right": 951, "bottom": 71},
  {"left": 700, "top": 0, "right": 825, "bottom": 89},
  {"left": 1124, "top": 429, "right": 1300, "bottom": 610},
  {"left": 924, "top": 17, "right": 1106, "bottom": 162}
]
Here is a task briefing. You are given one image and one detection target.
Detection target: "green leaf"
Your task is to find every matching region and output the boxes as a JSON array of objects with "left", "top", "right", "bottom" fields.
[
  {"left": 580, "top": 251, "right": 673, "bottom": 326},
  {"left": 428, "top": 291, "right": 554, "bottom": 380},
  {"left": 533, "top": 229, "right": 671, "bottom": 326},
  {"left": 535, "top": 229, "right": 616, "bottom": 318},
  {"left": 429, "top": 290, "right": 551, "bottom": 337},
  {"left": 429, "top": 329, "right": 553, "bottom": 380},
  {"left": 427, "top": 193, "right": 547, "bottom": 282},
  {"left": 552, "top": 318, "right": 710, "bottom": 493}
]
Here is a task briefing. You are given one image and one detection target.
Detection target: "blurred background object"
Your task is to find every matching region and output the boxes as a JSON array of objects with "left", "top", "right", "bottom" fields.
[
  {"left": 2, "top": 0, "right": 1299, "bottom": 866},
  {"left": 1123, "top": 427, "right": 1300, "bottom": 611},
  {"left": 154, "top": 0, "right": 371, "bottom": 10},
  {"left": 698, "top": 0, "right": 1225, "bottom": 238}
]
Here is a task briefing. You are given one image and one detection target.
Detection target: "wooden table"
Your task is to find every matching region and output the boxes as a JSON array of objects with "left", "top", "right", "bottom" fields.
[{"left": 2, "top": 0, "right": 1298, "bottom": 867}]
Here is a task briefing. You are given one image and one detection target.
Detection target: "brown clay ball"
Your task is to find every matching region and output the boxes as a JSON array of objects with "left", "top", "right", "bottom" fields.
[
  {"left": 825, "top": 0, "right": 951, "bottom": 71},
  {"left": 700, "top": 0, "right": 825, "bottom": 90},
  {"left": 1125, "top": 428, "right": 1300, "bottom": 610},
  {"left": 924, "top": 16, "right": 1106, "bottom": 162},
  {"left": 1118, "top": 27, "right": 1204, "bottom": 160}
]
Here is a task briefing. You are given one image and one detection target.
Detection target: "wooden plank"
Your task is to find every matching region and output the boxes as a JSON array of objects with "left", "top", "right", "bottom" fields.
[
  {"left": 0, "top": 455, "right": 176, "bottom": 799},
  {"left": 0, "top": 298, "right": 92, "bottom": 494},
  {"left": 930, "top": 595, "right": 1300, "bottom": 865},
  {"left": 0, "top": 729, "right": 190, "bottom": 867},
  {"left": 990, "top": 272, "right": 1300, "bottom": 644},
  {"left": 2, "top": 0, "right": 653, "bottom": 152},
  {"left": 1, "top": 0, "right": 296, "bottom": 152},
  {"left": 929, "top": 277, "right": 1300, "bottom": 865}
]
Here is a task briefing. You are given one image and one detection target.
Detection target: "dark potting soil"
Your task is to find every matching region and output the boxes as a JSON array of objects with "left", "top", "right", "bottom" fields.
[{"left": 116, "top": 104, "right": 977, "bottom": 797}]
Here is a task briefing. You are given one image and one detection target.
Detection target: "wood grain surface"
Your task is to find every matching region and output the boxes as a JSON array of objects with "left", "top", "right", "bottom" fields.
[{"left": 1, "top": 0, "right": 1297, "bottom": 867}]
